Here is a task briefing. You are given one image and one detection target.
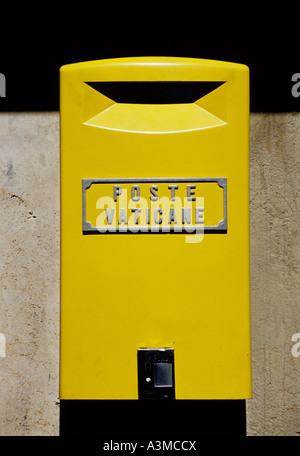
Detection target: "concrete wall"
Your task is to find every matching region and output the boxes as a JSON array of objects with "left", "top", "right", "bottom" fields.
[
  {"left": 247, "top": 113, "right": 300, "bottom": 435},
  {"left": 0, "top": 112, "right": 299, "bottom": 435},
  {"left": 0, "top": 113, "right": 60, "bottom": 435}
]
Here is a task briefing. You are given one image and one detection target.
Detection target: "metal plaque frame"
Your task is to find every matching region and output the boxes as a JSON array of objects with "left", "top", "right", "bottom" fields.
[{"left": 82, "top": 177, "right": 227, "bottom": 234}]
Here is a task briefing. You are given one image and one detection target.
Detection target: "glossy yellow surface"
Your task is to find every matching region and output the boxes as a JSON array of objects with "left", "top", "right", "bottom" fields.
[{"left": 60, "top": 57, "right": 251, "bottom": 399}]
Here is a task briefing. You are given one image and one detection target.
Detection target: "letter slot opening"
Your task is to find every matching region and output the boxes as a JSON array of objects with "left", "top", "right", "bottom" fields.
[{"left": 85, "top": 81, "right": 226, "bottom": 104}]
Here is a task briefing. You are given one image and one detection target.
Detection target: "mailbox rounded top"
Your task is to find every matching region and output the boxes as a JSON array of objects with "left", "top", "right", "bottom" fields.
[
  {"left": 60, "top": 56, "right": 248, "bottom": 72},
  {"left": 60, "top": 57, "right": 249, "bottom": 85}
]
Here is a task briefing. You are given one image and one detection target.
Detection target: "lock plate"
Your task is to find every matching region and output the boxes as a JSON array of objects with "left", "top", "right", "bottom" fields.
[{"left": 137, "top": 348, "right": 175, "bottom": 399}]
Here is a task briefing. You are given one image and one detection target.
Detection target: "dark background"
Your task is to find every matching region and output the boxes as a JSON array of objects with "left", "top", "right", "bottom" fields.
[
  {"left": 0, "top": 3, "right": 299, "bottom": 112},
  {"left": 0, "top": 3, "right": 298, "bottom": 442}
]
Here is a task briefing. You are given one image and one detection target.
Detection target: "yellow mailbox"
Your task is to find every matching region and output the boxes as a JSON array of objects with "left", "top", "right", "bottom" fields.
[{"left": 60, "top": 57, "right": 251, "bottom": 404}]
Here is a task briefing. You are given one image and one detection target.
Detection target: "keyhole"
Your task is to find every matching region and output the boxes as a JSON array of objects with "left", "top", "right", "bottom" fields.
[{"left": 145, "top": 361, "right": 151, "bottom": 382}]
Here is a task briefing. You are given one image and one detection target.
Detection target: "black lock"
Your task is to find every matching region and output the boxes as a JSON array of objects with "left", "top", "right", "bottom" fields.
[{"left": 137, "top": 348, "right": 175, "bottom": 399}]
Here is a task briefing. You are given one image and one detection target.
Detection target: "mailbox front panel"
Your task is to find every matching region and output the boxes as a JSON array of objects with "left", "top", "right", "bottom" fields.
[{"left": 60, "top": 57, "right": 251, "bottom": 400}]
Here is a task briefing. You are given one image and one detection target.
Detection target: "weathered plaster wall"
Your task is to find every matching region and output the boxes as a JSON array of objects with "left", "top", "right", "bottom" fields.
[
  {"left": 0, "top": 112, "right": 299, "bottom": 435},
  {"left": 0, "top": 113, "right": 60, "bottom": 435},
  {"left": 247, "top": 113, "right": 300, "bottom": 436}
]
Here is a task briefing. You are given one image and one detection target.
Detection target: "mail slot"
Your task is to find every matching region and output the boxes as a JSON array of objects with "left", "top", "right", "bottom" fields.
[{"left": 60, "top": 57, "right": 251, "bottom": 407}]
